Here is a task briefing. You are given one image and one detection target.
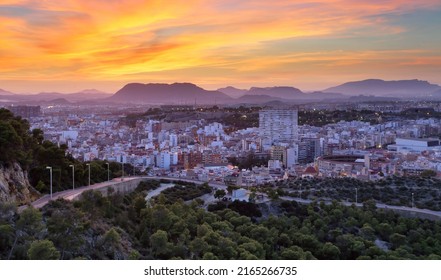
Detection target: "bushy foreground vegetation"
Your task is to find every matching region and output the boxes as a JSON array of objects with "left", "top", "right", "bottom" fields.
[
  {"left": 269, "top": 177, "right": 441, "bottom": 211},
  {"left": 2, "top": 180, "right": 441, "bottom": 260}
]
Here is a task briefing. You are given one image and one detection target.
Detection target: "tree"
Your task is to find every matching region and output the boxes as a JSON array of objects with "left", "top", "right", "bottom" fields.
[
  {"left": 377, "top": 223, "right": 393, "bottom": 241},
  {"left": 129, "top": 250, "right": 141, "bottom": 260},
  {"left": 202, "top": 252, "right": 218, "bottom": 260},
  {"left": 104, "top": 228, "right": 121, "bottom": 246},
  {"left": 421, "top": 170, "right": 437, "bottom": 178},
  {"left": 27, "top": 240, "right": 60, "bottom": 260},
  {"left": 150, "top": 230, "right": 170, "bottom": 258},
  {"left": 238, "top": 241, "right": 265, "bottom": 259},
  {"left": 320, "top": 242, "right": 341, "bottom": 260},
  {"left": 35, "top": 180, "right": 46, "bottom": 193},
  {"left": 31, "top": 128, "right": 44, "bottom": 144},
  {"left": 0, "top": 224, "right": 14, "bottom": 254},
  {"left": 214, "top": 189, "right": 226, "bottom": 200},
  {"left": 189, "top": 237, "right": 210, "bottom": 259},
  {"left": 227, "top": 185, "right": 239, "bottom": 194},
  {"left": 101, "top": 227, "right": 124, "bottom": 259},
  {"left": 360, "top": 224, "right": 376, "bottom": 241},
  {"left": 389, "top": 233, "right": 407, "bottom": 249},
  {"left": 0, "top": 122, "right": 22, "bottom": 163},
  {"left": 46, "top": 202, "right": 85, "bottom": 259},
  {"left": 16, "top": 207, "right": 44, "bottom": 238},
  {"left": 280, "top": 246, "right": 309, "bottom": 260},
  {"left": 268, "top": 189, "right": 279, "bottom": 200}
]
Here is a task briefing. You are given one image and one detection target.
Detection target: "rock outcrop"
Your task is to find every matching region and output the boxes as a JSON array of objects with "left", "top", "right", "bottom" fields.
[{"left": 0, "top": 162, "right": 39, "bottom": 205}]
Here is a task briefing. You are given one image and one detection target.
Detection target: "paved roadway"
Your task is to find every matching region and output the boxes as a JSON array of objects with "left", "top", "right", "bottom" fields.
[
  {"left": 18, "top": 176, "right": 441, "bottom": 220},
  {"left": 19, "top": 177, "right": 140, "bottom": 212}
]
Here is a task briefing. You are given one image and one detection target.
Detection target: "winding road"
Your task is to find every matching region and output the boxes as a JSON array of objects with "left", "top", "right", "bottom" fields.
[{"left": 18, "top": 175, "right": 441, "bottom": 221}]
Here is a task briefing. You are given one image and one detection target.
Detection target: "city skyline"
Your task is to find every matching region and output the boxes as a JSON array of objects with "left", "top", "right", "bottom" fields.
[{"left": 1, "top": 0, "right": 441, "bottom": 93}]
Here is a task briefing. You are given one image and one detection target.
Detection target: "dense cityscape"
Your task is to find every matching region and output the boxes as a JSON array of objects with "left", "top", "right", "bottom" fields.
[
  {"left": 14, "top": 101, "right": 441, "bottom": 184},
  {"left": 2, "top": 0, "right": 441, "bottom": 271}
]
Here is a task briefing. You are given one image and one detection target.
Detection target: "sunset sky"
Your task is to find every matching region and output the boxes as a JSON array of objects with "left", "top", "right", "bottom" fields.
[{"left": 1, "top": 0, "right": 441, "bottom": 93}]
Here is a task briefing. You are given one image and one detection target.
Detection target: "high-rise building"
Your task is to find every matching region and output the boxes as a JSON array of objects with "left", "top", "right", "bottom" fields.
[
  {"left": 270, "top": 146, "right": 286, "bottom": 162},
  {"left": 298, "top": 137, "right": 321, "bottom": 163},
  {"left": 259, "top": 109, "right": 298, "bottom": 147},
  {"left": 285, "top": 147, "right": 298, "bottom": 168},
  {"left": 156, "top": 151, "right": 171, "bottom": 170},
  {"left": 169, "top": 134, "right": 178, "bottom": 147}
]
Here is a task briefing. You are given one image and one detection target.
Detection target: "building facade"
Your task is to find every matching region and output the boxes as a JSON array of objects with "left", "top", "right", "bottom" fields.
[{"left": 259, "top": 109, "right": 298, "bottom": 147}]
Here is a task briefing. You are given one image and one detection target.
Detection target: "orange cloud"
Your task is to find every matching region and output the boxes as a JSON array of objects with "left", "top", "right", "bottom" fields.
[{"left": 0, "top": 0, "right": 440, "bottom": 92}]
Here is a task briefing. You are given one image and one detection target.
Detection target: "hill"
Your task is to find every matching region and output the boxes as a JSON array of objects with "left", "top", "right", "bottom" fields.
[
  {"left": 109, "top": 83, "right": 232, "bottom": 104},
  {"left": 0, "top": 89, "right": 110, "bottom": 103},
  {"left": 247, "top": 86, "right": 304, "bottom": 99},
  {"left": 0, "top": 88, "right": 14, "bottom": 95},
  {"left": 429, "top": 89, "right": 441, "bottom": 98},
  {"left": 217, "top": 86, "right": 248, "bottom": 98},
  {"left": 236, "top": 94, "right": 284, "bottom": 104},
  {"left": 324, "top": 79, "right": 441, "bottom": 97}
]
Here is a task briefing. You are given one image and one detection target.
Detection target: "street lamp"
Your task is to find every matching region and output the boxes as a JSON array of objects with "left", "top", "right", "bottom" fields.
[
  {"left": 46, "top": 166, "right": 52, "bottom": 199},
  {"left": 355, "top": 187, "right": 358, "bottom": 204},
  {"left": 106, "top": 162, "right": 110, "bottom": 182},
  {"left": 86, "top": 163, "right": 91, "bottom": 186},
  {"left": 121, "top": 162, "right": 124, "bottom": 181},
  {"left": 412, "top": 193, "right": 414, "bottom": 208},
  {"left": 69, "top": 164, "right": 75, "bottom": 190}
]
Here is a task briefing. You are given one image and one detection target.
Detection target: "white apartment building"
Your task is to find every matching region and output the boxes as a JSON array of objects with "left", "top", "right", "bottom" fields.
[
  {"left": 388, "top": 138, "right": 441, "bottom": 153},
  {"left": 259, "top": 109, "right": 298, "bottom": 148}
]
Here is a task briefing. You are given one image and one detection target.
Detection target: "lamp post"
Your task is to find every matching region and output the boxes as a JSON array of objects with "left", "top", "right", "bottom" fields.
[
  {"left": 121, "top": 162, "right": 124, "bottom": 181},
  {"left": 355, "top": 187, "right": 358, "bottom": 204},
  {"left": 86, "top": 163, "right": 90, "bottom": 186},
  {"left": 69, "top": 164, "right": 75, "bottom": 190},
  {"left": 412, "top": 192, "right": 414, "bottom": 208},
  {"left": 106, "top": 162, "right": 110, "bottom": 182},
  {"left": 46, "top": 166, "right": 52, "bottom": 199}
]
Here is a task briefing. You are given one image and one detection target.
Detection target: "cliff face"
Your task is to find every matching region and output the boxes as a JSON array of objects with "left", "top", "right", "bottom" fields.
[{"left": 0, "top": 162, "right": 39, "bottom": 205}]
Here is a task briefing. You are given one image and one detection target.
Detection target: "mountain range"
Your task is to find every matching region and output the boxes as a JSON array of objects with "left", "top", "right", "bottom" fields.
[
  {"left": 0, "top": 89, "right": 110, "bottom": 104},
  {"left": 1, "top": 79, "right": 441, "bottom": 105},
  {"left": 0, "top": 88, "right": 14, "bottom": 95},
  {"left": 108, "top": 83, "right": 232, "bottom": 104},
  {"left": 324, "top": 79, "right": 440, "bottom": 97}
]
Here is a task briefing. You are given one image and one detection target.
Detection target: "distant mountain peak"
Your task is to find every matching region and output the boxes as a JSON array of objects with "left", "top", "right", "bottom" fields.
[
  {"left": 217, "top": 86, "right": 248, "bottom": 98},
  {"left": 77, "top": 89, "right": 109, "bottom": 95},
  {"left": 324, "top": 79, "right": 441, "bottom": 97},
  {"left": 247, "top": 86, "right": 303, "bottom": 99},
  {"left": 110, "top": 82, "right": 232, "bottom": 104},
  {"left": 0, "top": 88, "right": 14, "bottom": 95}
]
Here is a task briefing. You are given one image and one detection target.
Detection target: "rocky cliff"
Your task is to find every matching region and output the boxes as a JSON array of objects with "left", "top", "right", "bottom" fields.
[{"left": 0, "top": 162, "right": 39, "bottom": 205}]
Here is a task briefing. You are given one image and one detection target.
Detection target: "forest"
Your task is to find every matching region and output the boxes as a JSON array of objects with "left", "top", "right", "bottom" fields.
[{"left": 1, "top": 180, "right": 441, "bottom": 260}]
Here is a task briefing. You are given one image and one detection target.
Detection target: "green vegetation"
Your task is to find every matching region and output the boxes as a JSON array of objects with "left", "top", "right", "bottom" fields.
[
  {"left": 2, "top": 179, "right": 441, "bottom": 260},
  {"left": 0, "top": 108, "right": 39, "bottom": 166},
  {"left": 271, "top": 176, "right": 441, "bottom": 211},
  {"left": 299, "top": 108, "right": 441, "bottom": 127},
  {"left": 120, "top": 106, "right": 262, "bottom": 131},
  {"left": 155, "top": 182, "right": 212, "bottom": 204},
  {"left": 214, "top": 189, "right": 227, "bottom": 200},
  {"left": 299, "top": 110, "right": 381, "bottom": 126}
]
